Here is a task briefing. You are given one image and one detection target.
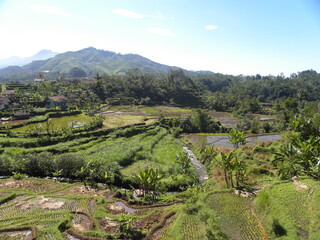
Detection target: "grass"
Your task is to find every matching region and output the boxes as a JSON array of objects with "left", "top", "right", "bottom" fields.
[
  {"left": 253, "top": 178, "right": 320, "bottom": 239},
  {"left": 152, "top": 133, "right": 185, "bottom": 169},
  {"left": 207, "top": 192, "right": 266, "bottom": 240},
  {"left": 103, "top": 115, "right": 157, "bottom": 129},
  {"left": 161, "top": 211, "right": 207, "bottom": 240},
  {"left": 120, "top": 160, "right": 162, "bottom": 176},
  {"left": 109, "top": 105, "right": 192, "bottom": 116},
  {"left": 2, "top": 122, "right": 196, "bottom": 190},
  {"left": 11, "top": 114, "right": 92, "bottom": 133},
  {"left": 78, "top": 126, "right": 196, "bottom": 187}
]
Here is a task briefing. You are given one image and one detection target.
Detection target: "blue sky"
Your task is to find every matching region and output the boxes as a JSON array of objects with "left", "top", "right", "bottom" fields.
[{"left": 0, "top": 0, "right": 319, "bottom": 75}]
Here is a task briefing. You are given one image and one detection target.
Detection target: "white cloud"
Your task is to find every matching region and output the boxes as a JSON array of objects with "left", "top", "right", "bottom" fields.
[
  {"left": 31, "top": 5, "right": 71, "bottom": 16},
  {"left": 205, "top": 25, "right": 218, "bottom": 30},
  {"left": 113, "top": 9, "right": 144, "bottom": 19},
  {"left": 152, "top": 11, "right": 169, "bottom": 20},
  {"left": 148, "top": 28, "right": 175, "bottom": 37}
]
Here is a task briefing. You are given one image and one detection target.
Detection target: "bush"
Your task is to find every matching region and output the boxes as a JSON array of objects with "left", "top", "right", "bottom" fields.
[
  {"left": 0, "top": 156, "right": 12, "bottom": 175},
  {"left": 24, "top": 152, "right": 55, "bottom": 177},
  {"left": 55, "top": 153, "right": 85, "bottom": 178},
  {"left": 12, "top": 172, "right": 27, "bottom": 180},
  {"left": 12, "top": 155, "right": 27, "bottom": 174}
]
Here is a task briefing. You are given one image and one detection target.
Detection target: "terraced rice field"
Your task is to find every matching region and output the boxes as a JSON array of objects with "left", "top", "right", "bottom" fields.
[
  {"left": 0, "top": 179, "right": 178, "bottom": 240},
  {"left": 208, "top": 192, "right": 267, "bottom": 240}
]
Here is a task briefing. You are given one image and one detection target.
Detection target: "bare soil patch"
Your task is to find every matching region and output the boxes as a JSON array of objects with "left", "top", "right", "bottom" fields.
[
  {"left": 2, "top": 195, "right": 32, "bottom": 206},
  {"left": 107, "top": 203, "right": 125, "bottom": 214},
  {"left": 132, "top": 210, "right": 163, "bottom": 231},
  {"left": 292, "top": 179, "right": 309, "bottom": 190},
  {"left": 0, "top": 227, "right": 36, "bottom": 240},
  {"left": 100, "top": 217, "right": 119, "bottom": 233},
  {"left": 0, "top": 230, "right": 33, "bottom": 240},
  {"left": 56, "top": 185, "right": 107, "bottom": 197},
  {"left": 0, "top": 119, "right": 28, "bottom": 126},
  {"left": 144, "top": 212, "right": 176, "bottom": 240},
  {"left": 89, "top": 198, "right": 97, "bottom": 212},
  {"left": 0, "top": 179, "right": 63, "bottom": 193},
  {"left": 72, "top": 213, "right": 93, "bottom": 231},
  {"left": 16, "top": 196, "right": 65, "bottom": 210}
]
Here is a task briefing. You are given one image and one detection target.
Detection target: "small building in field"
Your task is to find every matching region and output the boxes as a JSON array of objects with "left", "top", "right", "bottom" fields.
[
  {"left": 0, "top": 95, "right": 10, "bottom": 110},
  {"left": 46, "top": 96, "right": 69, "bottom": 109},
  {"left": 14, "top": 110, "right": 30, "bottom": 119},
  {"left": 2, "top": 90, "right": 16, "bottom": 96},
  {"left": 34, "top": 78, "right": 45, "bottom": 82}
]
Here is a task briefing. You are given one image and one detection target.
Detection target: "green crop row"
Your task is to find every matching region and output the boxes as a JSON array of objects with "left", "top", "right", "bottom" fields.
[{"left": 253, "top": 178, "right": 320, "bottom": 239}]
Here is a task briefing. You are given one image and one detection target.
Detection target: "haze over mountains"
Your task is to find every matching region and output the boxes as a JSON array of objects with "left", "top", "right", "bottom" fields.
[
  {"left": 0, "top": 47, "right": 183, "bottom": 76},
  {"left": 0, "top": 50, "right": 58, "bottom": 69}
]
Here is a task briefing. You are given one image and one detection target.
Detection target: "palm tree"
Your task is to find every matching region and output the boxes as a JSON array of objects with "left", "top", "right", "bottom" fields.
[
  {"left": 231, "top": 157, "right": 247, "bottom": 187},
  {"left": 132, "top": 168, "right": 164, "bottom": 200},
  {"left": 229, "top": 129, "right": 247, "bottom": 148},
  {"left": 219, "top": 152, "right": 234, "bottom": 188},
  {"left": 132, "top": 168, "right": 151, "bottom": 197},
  {"left": 200, "top": 146, "right": 217, "bottom": 165},
  {"left": 176, "top": 153, "right": 191, "bottom": 174},
  {"left": 273, "top": 143, "right": 301, "bottom": 179}
]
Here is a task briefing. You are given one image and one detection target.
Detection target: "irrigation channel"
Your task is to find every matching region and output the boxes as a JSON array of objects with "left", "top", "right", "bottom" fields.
[
  {"left": 1, "top": 145, "right": 208, "bottom": 240},
  {"left": 183, "top": 146, "right": 209, "bottom": 184},
  {"left": 108, "top": 146, "right": 208, "bottom": 215}
]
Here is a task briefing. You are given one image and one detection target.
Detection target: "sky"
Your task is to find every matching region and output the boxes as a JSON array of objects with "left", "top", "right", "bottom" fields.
[{"left": 0, "top": 0, "right": 319, "bottom": 76}]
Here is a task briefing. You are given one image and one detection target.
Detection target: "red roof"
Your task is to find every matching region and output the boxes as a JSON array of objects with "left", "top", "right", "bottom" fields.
[
  {"left": 2, "top": 90, "right": 15, "bottom": 95},
  {"left": 48, "top": 96, "right": 69, "bottom": 102},
  {"left": 14, "top": 110, "right": 30, "bottom": 116},
  {"left": 0, "top": 95, "right": 10, "bottom": 104}
]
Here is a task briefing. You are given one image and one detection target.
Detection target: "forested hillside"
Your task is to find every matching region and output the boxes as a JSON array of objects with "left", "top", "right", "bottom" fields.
[{"left": 0, "top": 47, "right": 181, "bottom": 78}]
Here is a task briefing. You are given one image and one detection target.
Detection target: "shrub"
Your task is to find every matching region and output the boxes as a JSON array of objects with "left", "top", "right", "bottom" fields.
[
  {"left": 12, "top": 172, "right": 27, "bottom": 180},
  {"left": 24, "top": 152, "right": 55, "bottom": 177},
  {"left": 0, "top": 156, "right": 12, "bottom": 175},
  {"left": 12, "top": 155, "right": 27, "bottom": 174},
  {"left": 55, "top": 153, "right": 85, "bottom": 178}
]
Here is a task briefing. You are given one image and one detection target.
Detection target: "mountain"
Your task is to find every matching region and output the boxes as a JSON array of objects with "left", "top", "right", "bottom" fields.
[
  {"left": 0, "top": 47, "right": 181, "bottom": 76},
  {"left": 0, "top": 50, "right": 58, "bottom": 69}
]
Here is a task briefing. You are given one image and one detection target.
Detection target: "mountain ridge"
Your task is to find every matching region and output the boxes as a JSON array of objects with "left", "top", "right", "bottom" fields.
[
  {"left": 0, "top": 50, "right": 58, "bottom": 69},
  {"left": 0, "top": 47, "right": 185, "bottom": 76}
]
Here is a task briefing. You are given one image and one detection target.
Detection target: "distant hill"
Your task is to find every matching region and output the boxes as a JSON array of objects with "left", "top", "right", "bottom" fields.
[
  {"left": 0, "top": 47, "right": 182, "bottom": 76},
  {"left": 0, "top": 50, "right": 58, "bottom": 69}
]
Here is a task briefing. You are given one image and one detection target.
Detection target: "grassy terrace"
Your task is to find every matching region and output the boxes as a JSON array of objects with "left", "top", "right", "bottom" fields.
[
  {"left": 1, "top": 105, "right": 317, "bottom": 239},
  {"left": 108, "top": 105, "right": 192, "bottom": 116},
  {"left": 0, "top": 112, "right": 197, "bottom": 189},
  {"left": 103, "top": 115, "right": 158, "bottom": 129},
  {"left": 11, "top": 113, "right": 93, "bottom": 133}
]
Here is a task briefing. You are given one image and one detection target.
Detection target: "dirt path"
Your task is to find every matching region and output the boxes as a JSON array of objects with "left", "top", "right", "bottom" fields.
[{"left": 292, "top": 179, "right": 308, "bottom": 190}]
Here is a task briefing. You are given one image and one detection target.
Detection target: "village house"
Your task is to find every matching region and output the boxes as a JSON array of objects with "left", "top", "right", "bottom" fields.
[
  {"left": 34, "top": 78, "right": 45, "bottom": 82},
  {"left": 0, "top": 95, "right": 10, "bottom": 110},
  {"left": 14, "top": 110, "right": 30, "bottom": 119},
  {"left": 2, "top": 90, "right": 16, "bottom": 96},
  {"left": 46, "top": 96, "right": 69, "bottom": 109}
]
